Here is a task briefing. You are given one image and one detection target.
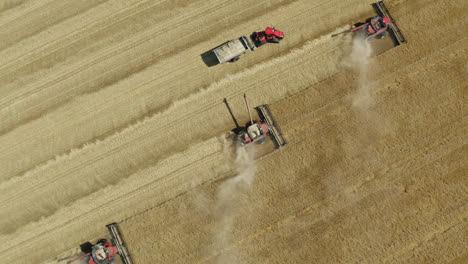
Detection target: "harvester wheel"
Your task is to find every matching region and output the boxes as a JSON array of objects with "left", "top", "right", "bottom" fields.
[
  {"left": 97, "top": 239, "right": 107, "bottom": 245},
  {"left": 270, "top": 38, "right": 281, "bottom": 43},
  {"left": 377, "top": 31, "right": 387, "bottom": 39},
  {"left": 257, "top": 137, "right": 267, "bottom": 145},
  {"left": 250, "top": 32, "right": 258, "bottom": 41}
]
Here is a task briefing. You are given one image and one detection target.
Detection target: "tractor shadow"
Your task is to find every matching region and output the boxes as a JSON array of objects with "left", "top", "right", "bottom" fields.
[
  {"left": 249, "top": 32, "right": 259, "bottom": 47},
  {"left": 201, "top": 41, "right": 231, "bottom": 67},
  {"left": 201, "top": 50, "right": 219, "bottom": 67}
]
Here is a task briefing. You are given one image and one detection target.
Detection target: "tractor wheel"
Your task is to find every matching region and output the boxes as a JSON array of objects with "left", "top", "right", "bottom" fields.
[
  {"left": 257, "top": 137, "right": 267, "bottom": 145},
  {"left": 377, "top": 31, "right": 387, "bottom": 39},
  {"left": 255, "top": 41, "right": 265, "bottom": 48},
  {"left": 250, "top": 32, "right": 258, "bottom": 41},
  {"left": 270, "top": 38, "right": 281, "bottom": 43},
  {"left": 230, "top": 56, "right": 240, "bottom": 63}
]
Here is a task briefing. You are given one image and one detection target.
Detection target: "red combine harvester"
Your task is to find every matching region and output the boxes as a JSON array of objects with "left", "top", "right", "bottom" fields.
[
  {"left": 252, "top": 27, "right": 284, "bottom": 47},
  {"left": 333, "top": 1, "right": 407, "bottom": 45},
  {"left": 67, "top": 223, "right": 134, "bottom": 264},
  {"left": 237, "top": 94, "right": 287, "bottom": 148},
  {"left": 67, "top": 240, "right": 117, "bottom": 264},
  {"left": 351, "top": 16, "right": 391, "bottom": 40}
]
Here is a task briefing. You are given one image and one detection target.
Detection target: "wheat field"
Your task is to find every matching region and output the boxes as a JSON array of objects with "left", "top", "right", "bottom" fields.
[{"left": 0, "top": 0, "right": 466, "bottom": 263}]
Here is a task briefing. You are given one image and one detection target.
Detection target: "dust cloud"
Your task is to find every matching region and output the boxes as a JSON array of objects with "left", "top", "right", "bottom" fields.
[
  {"left": 348, "top": 36, "right": 374, "bottom": 110},
  {"left": 213, "top": 142, "right": 256, "bottom": 263},
  {"left": 335, "top": 35, "right": 396, "bottom": 184},
  {"left": 343, "top": 36, "right": 396, "bottom": 139}
]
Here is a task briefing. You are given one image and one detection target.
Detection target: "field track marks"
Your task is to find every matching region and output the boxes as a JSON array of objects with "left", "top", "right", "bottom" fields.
[
  {"left": 0, "top": 0, "right": 109, "bottom": 51},
  {"left": 0, "top": 43, "right": 460, "bottom": 258},
  {"left": 278, "top": 36, "right": 467, "bottom": 133},
  {"left": 140, "top": 113, "right": 466, "bottom": 263},
  {"left": 0, "top": 0, "right": 25, "bottom": 15},
  {"left": 3, "top": 20, "right": 464, "bottom": 188},
  {"left": 197, "top": 125, "right": 466, "bottom": 263},
  {"left": 0, "top": 0, "right": 360, "bottom": 121},
  {"left": 1, "top": 0, "right": 463, "bottom": 138},
  {"left": 0, "top": 0, "right": 465, "bottom": 262},
  {"left": 0, "top": 8, "right": 345, "bottom": 184},
  {"left": 0, "top": 136, "right": 228, "bottom": 262},
  {"left": 0, "top": 0, "right": 220, "bottom": 103},
  {"left": 392, "top": 213, "right": 468, "bottom": 263},
  {"left": 0, "top": 0, "right": 54, "bottom": 24},
  {"left": 0, "top": 34, "right": 348, "bottom": 236},
  {"left": 0, "top": 25, "right": 464, "bottom": 217},
  {"left": 0, "top": 0, "right": 297, "bottom": 136}
]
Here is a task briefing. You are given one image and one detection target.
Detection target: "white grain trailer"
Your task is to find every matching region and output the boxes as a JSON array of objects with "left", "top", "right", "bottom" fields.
[{"left": 213, "top": 36, "right": 256, "bottom": 63}]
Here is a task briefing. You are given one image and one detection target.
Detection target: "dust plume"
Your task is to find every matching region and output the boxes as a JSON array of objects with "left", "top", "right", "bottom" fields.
[
  {"left": 338, "top": 36, "right": 396, "bottom": 169},
  {"left": 213, "top": 143, "right": 256, "bottom": 263},
  {"left": 347, "top": 36, "right": 374, "bottom": 111},
  {"left": 346, "top": 36, "right": 396, "bottom": 137}
]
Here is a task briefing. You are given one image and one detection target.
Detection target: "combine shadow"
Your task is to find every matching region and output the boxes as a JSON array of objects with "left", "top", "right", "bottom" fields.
[{"left": 80, "top": 242, "right": 93, "bottom": 254}]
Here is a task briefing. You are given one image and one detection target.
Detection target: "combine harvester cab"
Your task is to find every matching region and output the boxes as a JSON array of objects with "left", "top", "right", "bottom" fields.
[{"left": 237, "top": 94, "right": 287, "bottom": 148}]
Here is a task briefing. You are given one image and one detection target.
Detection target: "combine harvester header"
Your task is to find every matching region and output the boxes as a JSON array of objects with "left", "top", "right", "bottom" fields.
[
  {"left": 107, "top": 223, "right": 135, "bottom": 264},
  {"left": 257, "top": 104, "right": 287, "bottom": 148},
  {"left": 374, "top": 1, "right": 407, "bottom": 45}
]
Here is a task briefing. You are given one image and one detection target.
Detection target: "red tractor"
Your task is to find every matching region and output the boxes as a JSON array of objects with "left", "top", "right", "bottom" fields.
[{"left": 252, "top": 27, "right": 284, "bottom": 47}]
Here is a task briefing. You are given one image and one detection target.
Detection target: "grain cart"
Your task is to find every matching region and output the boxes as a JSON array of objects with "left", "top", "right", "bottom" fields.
[{"left": 213, "top": 36, "right": 256, "bottom": 63}]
